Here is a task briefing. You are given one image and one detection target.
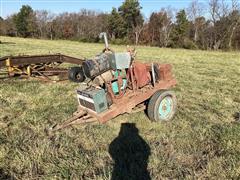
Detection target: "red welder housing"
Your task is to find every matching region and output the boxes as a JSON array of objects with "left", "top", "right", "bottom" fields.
[{"left": 133, "top": 62, "right": 151, "bottom": 88}]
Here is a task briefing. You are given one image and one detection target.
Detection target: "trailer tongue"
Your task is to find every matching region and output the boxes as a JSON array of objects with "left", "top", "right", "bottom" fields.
[{"left": 49, "top": 32, "right": 177, "bottom": 132}]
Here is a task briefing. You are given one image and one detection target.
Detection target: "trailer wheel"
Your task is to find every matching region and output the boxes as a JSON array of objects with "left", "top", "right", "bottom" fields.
[
  {"left": 147, "top": 90, "right": 177, "bottom": 121},
  {"left": 68, "top": 66, "right": 85, "bottom": 83}
]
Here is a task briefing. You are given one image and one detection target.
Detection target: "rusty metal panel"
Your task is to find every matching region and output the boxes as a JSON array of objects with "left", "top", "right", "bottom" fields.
[
  {"left": 133, "top": 62, "right": 151, "bottom": 88},
  {"left": 0, "top": 60, "right": 6, "bottom": 68},
  {"left": 62, "top": 55, "right": 84, "bottom": 64},
  {"left": 159, "top": 64, "right": 173, "bottom": 81},
  {"left": 0, "top": 54, "right": 84, "bottom": 68},
  {"left": 9, "top": 54, "right": 62, "bottom": 66},
  {"left": 0, "top": 56, "right": 9, "bottom": 68}
]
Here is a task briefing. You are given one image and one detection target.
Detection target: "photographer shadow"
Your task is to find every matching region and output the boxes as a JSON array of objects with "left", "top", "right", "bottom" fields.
[{"left": 109, "top": 123, "right": 151, "bottom": 180}]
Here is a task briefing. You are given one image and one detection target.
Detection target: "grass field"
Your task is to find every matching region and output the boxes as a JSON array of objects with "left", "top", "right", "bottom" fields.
[{"left": 0, "top": 36, "right": 240, "bottom": 179}]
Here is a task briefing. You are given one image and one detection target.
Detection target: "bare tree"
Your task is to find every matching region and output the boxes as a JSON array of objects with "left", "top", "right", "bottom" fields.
[
  {"left": 134, "top": 24, "right": 144, "bottom": 45},
  {"left": 232, "top": 0, "right": 239, "bottom": 11},
  {"left": 188, "top": 0, "right": 205, "bottom": 42},
  {"left": 148, "top": 8, "right": 173, "bottom": 47},
  {"left": 228, "top": 0, "right": 240, "bottom": 49},
  {"left": 209, "top": 0, "right": 227, "bottom": 49},
  {"left": 36, "top": 10, "right": 55, "bottom": 39},
  {"left": 209, "top": 0, "right": 221, "bottom": 24},
  {"left": 162, "top": 7, "right": 174, "bottom": 47}
]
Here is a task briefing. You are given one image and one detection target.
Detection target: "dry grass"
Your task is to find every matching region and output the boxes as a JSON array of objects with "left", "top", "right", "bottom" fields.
[{"left": 0, "top": 36, "right": 240, "bottom": 179}]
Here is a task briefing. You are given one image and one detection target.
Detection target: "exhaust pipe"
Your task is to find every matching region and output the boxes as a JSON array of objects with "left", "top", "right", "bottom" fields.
[{"left": 99, "top": 32, "right": 109, "bottom": 50}]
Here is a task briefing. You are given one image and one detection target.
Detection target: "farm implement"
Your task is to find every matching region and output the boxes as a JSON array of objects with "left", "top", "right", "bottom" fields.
[
  {"left": 49, "top": 32, "right": 177, "bottom": 132},
  {"left": 0, "top": 54, "right": 84, "bottom": 81}
]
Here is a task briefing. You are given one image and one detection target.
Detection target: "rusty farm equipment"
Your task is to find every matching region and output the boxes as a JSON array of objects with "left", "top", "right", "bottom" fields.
[
  {"left": 0, "top": 54, "right": 84, "bottom": 81},
  {"left": 49, "top": 32, "right": 177, "bottom": 132}
]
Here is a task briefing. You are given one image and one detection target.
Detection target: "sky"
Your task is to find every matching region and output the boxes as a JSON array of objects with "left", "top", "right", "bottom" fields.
[{"left": 0, "top": 0, "right": 238, "bottom": 19}]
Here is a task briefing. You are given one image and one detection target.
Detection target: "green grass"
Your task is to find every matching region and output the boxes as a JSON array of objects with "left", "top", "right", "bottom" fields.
[{"left": 0, "top": 36, "right": 240, "bottom": 179}]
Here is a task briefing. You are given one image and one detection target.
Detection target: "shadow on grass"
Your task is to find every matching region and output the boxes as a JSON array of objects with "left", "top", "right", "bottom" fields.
[
  {"left": 109, "top": 123, "right": 151, "bottom": 180},
  {"left": 0, "top": 168, "right": 15, "bottom": 180},
  {"left": 0, "top": 41, "right": 16, "bottom": 45},
  {"left": 233, "top": 112, "right": 240, "bottom": 122}
]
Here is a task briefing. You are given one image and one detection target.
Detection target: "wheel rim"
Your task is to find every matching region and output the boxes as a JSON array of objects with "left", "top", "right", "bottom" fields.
[{"left": 158, "top": 96, "right": 173, "bottom": 120}]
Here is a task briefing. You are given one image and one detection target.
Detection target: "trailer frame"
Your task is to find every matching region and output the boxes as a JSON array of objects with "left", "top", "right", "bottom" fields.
[
  {"left": 0, "top": 54, "right": 84, "bottom": 80},
  {"left": 49, "top": 74, "right": 177, "bottom": 132}
]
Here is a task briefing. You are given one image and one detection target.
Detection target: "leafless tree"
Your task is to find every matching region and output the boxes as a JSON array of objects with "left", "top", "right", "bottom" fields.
[
  {"left": 36, "top": 10, "right": 54, "bottom": 38},
  {"left": 228, "top": 0, "right": 240, "bottom": 49},
  {"left": 208, "top": 0, "right": 227, "bottom": 49},
  {"left": 188, "top": 0, "right": 205, "bottom": 42},
  {"left": 134, "top": 24, "right": 144, "bottom": 45},
  {"left": 148, "top": 8, "right": 173, "bottom": 47}
]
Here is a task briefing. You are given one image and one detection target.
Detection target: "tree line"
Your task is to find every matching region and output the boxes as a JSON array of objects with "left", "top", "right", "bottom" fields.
[{"left": 1, "top": 0, "right": 240, "bottom": 50}]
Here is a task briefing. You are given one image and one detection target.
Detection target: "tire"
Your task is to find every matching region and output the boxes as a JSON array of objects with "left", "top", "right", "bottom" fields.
[
  {"left": 68, "top": 66, "right": 85, "bottom": 83},
  {"left": 147, "top": 90, "right": 177, "bottom": 121}
]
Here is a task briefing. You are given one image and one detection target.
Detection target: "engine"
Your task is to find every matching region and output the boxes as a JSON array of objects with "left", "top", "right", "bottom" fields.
[{"left": 83, "top": 53, "right": 111, "bottom": 79}]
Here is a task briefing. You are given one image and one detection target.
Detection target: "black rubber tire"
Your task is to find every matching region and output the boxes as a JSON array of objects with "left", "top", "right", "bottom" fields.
[
  {"left": 68, "top": 66, "right": 85, "bottom": 83},
  {"left": 147, "top": 90, "right": 177, "bottom": 121}
]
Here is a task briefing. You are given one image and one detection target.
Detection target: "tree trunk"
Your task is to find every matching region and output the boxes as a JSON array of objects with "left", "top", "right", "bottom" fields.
[
  {"left": 228, "top": 26, "right": 236, "bottom": 49},
  {"left": 151, "top": 30, "right": 154, "bottom": 45},
  {"left": 213, "top": 40, "right": 221, "bottom": 50},
  {"left": 135, "top": 31, "right": 139, "bottom": 45},
  {"left": 134, "top": 26, "right": 143, "bottom": 45},
  {"left": 194, "top": 26, "right": 198, "bottom": 42},
  {"left": 228, "top": 20, "right": 240, "bottom": 49}
]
